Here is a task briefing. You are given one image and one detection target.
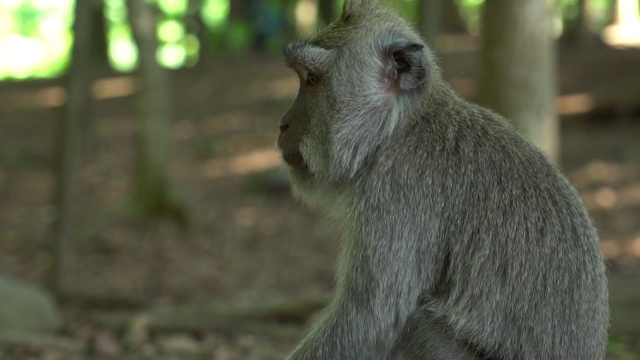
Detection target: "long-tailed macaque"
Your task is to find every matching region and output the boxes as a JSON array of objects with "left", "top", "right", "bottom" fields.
[{"left": 276, "top": 1, "right": 609, "bottom": 359}]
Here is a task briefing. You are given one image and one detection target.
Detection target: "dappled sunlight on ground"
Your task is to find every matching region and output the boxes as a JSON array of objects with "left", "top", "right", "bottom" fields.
[
  {"left": 602, "top": 236, "right": 640, "bottom": 259},
  {"left": 557, "top": 93, "right": 594, "bottom": 115},
  {"left": 3, "top": 85, "right": 67, "bottom": 109},
  {"left": 570, "top": 160, "right": 640, "bottom": 212},
  {"left": 603, "top": 22, "right": 640, "bottom": 48},
  {"left": 201, "top": 149, "right": 282, "bottom": 179},
  {"left": 91, "top": 76, "right": 138, "bottom": 100},
  {"left": 0, "top": 75, "right": 138, "bottom": 110},
  {"left": 584, "top": 183, "right": 640, "bottom": 210}
]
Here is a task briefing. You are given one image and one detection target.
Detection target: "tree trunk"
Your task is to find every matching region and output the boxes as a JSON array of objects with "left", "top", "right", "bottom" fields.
[
  {"left": 90, "top": 0, "right": 109, "bottom": 67},
  {"left": 187, "top": 0, "right": 212, "bottom": 66},
  {"left": 51, "top": 0, "right": 94, "bottom": 296},
  {"left": 418, "top": 0, "right": 442, "bottom": 47},
  {"left": 564, "top": 0, "right": 595, "bottom": 47},
  {"left": 478, "top": 0, "right": 559, "bottom": 163},
  {"left": 127, "top": 0, "right": 187, "bottom": 222},
  {"left": 442, "top": 0, "right": 466, "bottom": 33},
  {"left": 318, "top": 0, "right": 337, "bottom": 26}
]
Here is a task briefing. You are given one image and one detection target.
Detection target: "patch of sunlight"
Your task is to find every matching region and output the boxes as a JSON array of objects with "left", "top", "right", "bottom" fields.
[
  {"left": 601, "top": 235, "right": 640, "bottom": 260},
  {"left": 91, "top": 76, "right": 138, "bottom": 100},
  {"left": 109, "top": 38, "right": 137, "bottom": 71},
  {"left": 603, "top": 23, "right": 640, "bottom": 48},
  {"left": 0, "top": 0, "right": 72, "bottom": 79},
  {"left": 0, "top": 0, "right": 24, "bottom": 9},
  {"left": 295, "top": 0, "right": 318, "bottom": 35},
  {"left": 104, "top": 0, "right": 128, "bottom": 23},
  {"left": 3, "top": 86, "right": 67, "bottom": 109},
  {"left": 158, "top": 0, "right": 187, "bottom": 16},
  {"left": 461, "top": 0, "right": 484, "bottom": 6},
  {"left": 108, "top": 25, "right": 137, "bottom": 71},
  {"left": 594, "top": 187, "right": 617, "bottom": 209},
  {"left": 569, "top": 160, "right": 637, "bottom": 189},
  {"left": 201, "top": 0, "right": 229, "bottom": 30},
  {"left": 557, "top": 93, "right": 594, "bottom": 115},
  {"left": 158, "top": 19, "right": 185, "bottom": 43},
  {"left": 202, "top": 149, "right": 282, "bottom": 179},
  {"left": 157, "top": 43, "right": 185, "bottom": 69},
  {"left": 32, "top": 0, "right": 73, "bottom": 9},
  {"left": 39, "top": 16, "right": 66, "bottom": 40},
  {"left": 582, "top": 183, "right": 640, "bottom": 211},
  {"left": 602, "top": 0, "right": 640, "bottom": 48},
  {"left": 0, "top": 35, "right": 46, "bottom": 79},
  {"left": 0, "top": 12, "right": 15, "bottom": 33}
]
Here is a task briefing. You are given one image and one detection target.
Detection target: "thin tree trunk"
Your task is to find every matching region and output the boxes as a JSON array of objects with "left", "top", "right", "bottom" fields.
[
  {"left": 187, "top": 0, "right": 212, "bottom": 66},
  {"left": 318, "top": 0, "right": 337, "bottom": 26},
  {"left": 478, "top": 0, "right": 559, "bottom": 163},
  {"left": 51, "top": 0, "right": 94, "bottom": 296},
  {"left": 575, "top": 0, "right": 592, "bottom": 45},
  {"left": 418, "top": 0, "right": 442, "bottom": 47},
  {"left": 565, "top": 0, "right": 595, "bottom": 47},
  {"left": 442, "top": 0, "right": 466, "bottom": 33},
  {"left": 90, "top": 0, "right": 109, "bottom": 67},
  {"left": 127, "top": 0, "right": 187, "bottom": 222}
]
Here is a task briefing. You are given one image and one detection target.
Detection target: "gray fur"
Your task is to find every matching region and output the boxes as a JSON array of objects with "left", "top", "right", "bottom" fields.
[{"left": 276, "top": 1, "right": 609, "bottom": 359}]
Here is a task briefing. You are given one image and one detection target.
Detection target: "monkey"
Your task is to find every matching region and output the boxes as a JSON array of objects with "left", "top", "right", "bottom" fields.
[{"left": 275, "top": 1, "right": 609, "bottom": 359}]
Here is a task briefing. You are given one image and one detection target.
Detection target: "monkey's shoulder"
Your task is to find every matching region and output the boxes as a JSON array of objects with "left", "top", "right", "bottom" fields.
[{"left": 374, "top": 102, "right": 576, "bottom": 204}]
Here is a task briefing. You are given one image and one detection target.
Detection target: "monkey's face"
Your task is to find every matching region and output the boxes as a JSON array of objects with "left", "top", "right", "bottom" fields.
[
  {"left": 277, "top": 49, "right": 327, "bottom": 172},
  {"left": 277, "top": 0, "right": 430, "bottom": 188},
  {"left": 277, "top": 40, "right": 336, "bottom": 189}
]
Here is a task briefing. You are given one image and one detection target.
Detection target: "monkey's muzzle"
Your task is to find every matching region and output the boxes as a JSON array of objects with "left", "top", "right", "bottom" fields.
[{"left": 282, "top": 151, "right": 305, "bottom": 168}]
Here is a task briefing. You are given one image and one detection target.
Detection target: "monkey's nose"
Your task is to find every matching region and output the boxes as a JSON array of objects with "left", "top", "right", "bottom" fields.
[{"left": 279, "top": 124, "right": 289, "bottom": 132}]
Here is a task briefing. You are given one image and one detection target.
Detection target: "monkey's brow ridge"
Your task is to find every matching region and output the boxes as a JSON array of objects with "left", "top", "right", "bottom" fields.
[{"left": 283, "top": 40, "right": 329, "bottom": 66}]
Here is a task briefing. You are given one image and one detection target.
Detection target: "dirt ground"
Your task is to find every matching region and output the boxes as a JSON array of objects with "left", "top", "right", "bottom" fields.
[{"left": 0, "top": 43, "right": 639, "bottom": 359}]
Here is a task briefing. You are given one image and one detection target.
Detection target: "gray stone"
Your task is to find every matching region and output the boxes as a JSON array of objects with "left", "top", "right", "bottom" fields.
[{"left": 0, "top": 274, "right": 62, "bottom": 332}]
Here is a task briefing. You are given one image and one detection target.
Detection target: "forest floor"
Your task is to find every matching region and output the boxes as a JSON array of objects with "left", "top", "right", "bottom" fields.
[{"left": 0, "top": 41, "right": 639, "bottom": 359}]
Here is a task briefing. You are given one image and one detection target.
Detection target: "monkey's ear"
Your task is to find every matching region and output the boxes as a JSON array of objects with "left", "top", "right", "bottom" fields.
[{"left": 384, "top": 42, "right": 427, "bottom": 92}]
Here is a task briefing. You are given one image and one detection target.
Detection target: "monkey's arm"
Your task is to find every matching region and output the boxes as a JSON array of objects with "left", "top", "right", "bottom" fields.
[{"left": 287, "top": 203, "right": 437, "bottom": 360}]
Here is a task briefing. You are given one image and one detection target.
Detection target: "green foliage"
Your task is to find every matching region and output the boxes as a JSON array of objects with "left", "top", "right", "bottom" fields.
[
  {"left": 589, "top": 0, "right": 615, "bottom": 30},
  {"left": 607, "top": 335, "right": 636, "bottom": 359},
  {"left": 157, "top": 0, "right": 188, "bottom": 17},
  {"left": 201, "top": 0, "right": 230, "bottom": 30},
  {"left": 0, "top": 0, "right": 620, "bottom": 80},
  {"left": 455, "top": 0, "right": 484, "bottom": 33},
  {"left": 0, "top": 0, "right": 73, "bottom": 79}
]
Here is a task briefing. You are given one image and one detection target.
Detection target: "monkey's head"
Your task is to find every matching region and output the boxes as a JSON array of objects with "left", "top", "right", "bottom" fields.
[{"left": 277, "top": 0, "right": 438, "bottom": 201}]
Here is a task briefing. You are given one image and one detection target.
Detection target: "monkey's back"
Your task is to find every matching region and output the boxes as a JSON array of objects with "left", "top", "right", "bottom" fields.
[{"left": 395, "top": 97, "right": 609, "bottom": 359}]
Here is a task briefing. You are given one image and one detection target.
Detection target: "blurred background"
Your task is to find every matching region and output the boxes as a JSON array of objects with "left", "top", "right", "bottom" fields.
[{"left": 0, "top": 0, "right": 638, "bottom": 359}]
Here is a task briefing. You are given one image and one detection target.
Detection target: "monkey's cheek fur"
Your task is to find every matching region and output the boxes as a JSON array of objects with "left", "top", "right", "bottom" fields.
[{"left": 282, "top": 151, "right": 306, "bottom": 169}]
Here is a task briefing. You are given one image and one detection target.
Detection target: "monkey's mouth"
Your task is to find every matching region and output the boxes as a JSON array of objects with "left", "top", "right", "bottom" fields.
[{"left": 282, "top": 151, "right": 306, "bottom": 168}]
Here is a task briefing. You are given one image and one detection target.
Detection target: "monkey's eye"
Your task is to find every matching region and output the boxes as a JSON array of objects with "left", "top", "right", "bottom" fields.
[{"left": 306, "top": 72, "right": 318, "bottom": 87}]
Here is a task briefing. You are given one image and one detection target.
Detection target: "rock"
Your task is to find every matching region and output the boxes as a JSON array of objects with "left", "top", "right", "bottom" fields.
[{"left": 0, "top": 274, "right": 62, "bottom": 332}]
